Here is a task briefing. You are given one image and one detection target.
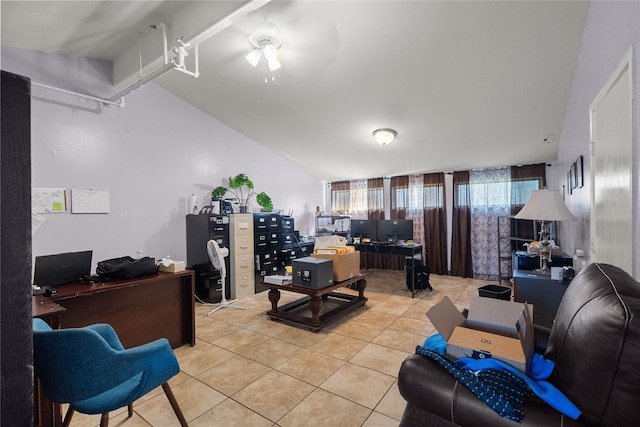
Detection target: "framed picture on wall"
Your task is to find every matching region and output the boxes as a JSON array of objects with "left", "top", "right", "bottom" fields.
[{"left": 575, "top": 155, "right": 584, "bottom": 188}]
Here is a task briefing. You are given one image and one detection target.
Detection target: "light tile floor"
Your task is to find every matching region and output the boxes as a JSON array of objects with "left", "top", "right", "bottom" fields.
[{"left": 66, "top": 269, "right": 492, "bottom": 426}]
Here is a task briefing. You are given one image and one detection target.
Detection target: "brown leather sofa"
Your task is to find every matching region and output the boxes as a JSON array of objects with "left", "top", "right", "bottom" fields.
[{"left": 397, "top": 263, "right": 640, "bottom": 426}]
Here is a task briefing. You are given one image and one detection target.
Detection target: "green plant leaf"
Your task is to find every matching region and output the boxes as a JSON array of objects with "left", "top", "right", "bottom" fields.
[
  {"left": 211, "top": 186, "right": 227, "bottom": 199},
  {"left": 256, "top": 192, "right": 273, "bottom": 211}
]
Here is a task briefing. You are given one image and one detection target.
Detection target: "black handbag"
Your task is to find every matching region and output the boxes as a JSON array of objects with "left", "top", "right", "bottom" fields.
[{"left": 96, "top": 256, "right": 158, "bottom": 280}]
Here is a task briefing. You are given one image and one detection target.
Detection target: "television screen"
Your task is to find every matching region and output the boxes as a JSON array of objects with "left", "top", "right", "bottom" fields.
[
  {"left": 350, "top": 219, "right": 377, "bottom": 240},
  {"left": 377, "top": 220, "right": 413, "bottom": 242}
]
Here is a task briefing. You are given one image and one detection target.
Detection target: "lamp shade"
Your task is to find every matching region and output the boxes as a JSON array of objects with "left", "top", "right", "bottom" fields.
[{"left": 515, "top": 189, "right": 577, "bottom": 221}]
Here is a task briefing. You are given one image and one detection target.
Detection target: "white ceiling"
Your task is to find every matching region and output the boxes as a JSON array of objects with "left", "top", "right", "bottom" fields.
[{"left": 1, "top": 0, "right": 590, "bottom": 182}]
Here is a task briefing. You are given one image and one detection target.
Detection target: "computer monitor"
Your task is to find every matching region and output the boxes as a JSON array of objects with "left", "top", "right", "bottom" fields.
[
  {"left": 33, "top": 250, "right": 93, "bottom": 287},
  {"left": 377, "top": 220, "right": 413, "bottom": 242},
  {"left": 350, "top": 219, "right": 377, "bottom": 240}
]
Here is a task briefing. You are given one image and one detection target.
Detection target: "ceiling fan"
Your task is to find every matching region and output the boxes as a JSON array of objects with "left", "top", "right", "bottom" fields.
[{"left": 206, "top": 239, "right": 244, "bottom": 315}]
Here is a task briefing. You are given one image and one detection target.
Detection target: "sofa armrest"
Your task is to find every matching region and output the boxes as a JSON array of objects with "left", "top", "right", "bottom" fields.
[{"left": 397, "top": 354, "right": 587, "bottom": 427}]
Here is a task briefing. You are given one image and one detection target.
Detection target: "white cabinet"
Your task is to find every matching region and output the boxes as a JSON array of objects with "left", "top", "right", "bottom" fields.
[{"left": 229, "top": 214, "right": 255, "bottom": 299}]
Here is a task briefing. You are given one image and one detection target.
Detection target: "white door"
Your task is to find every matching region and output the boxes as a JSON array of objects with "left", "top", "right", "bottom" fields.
[{"left": 590, "top": 48, "right": 634, "bottom": 275}]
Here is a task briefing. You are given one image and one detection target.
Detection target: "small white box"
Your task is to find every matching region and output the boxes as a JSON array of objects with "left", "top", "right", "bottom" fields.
[{"left": 263, "top": 275, "right": 292, "bottom": 285}]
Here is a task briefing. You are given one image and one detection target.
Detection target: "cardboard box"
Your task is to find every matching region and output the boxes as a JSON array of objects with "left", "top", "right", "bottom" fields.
[
  {"left": 292, "top": 257, "right": 334, "bottom": 289},
  {"left": 426, "top": 295, "right": 533, "bottom": 373},
  {"left": 312, "top": 250, "right": 360, "bottom": 282},
  {"left": 158, "top": 260, "right": 185, "bottom": 273}
]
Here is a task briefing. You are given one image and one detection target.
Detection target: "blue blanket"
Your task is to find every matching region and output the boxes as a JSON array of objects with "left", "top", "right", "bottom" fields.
[{"left": 419, "top": 334, "right": 581, "bottom": 421}]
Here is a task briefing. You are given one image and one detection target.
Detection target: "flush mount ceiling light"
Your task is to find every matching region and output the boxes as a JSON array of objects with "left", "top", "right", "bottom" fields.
[
  {"left": 373, "top": 128, "right": 397, "bottom": 146},
  {"left": 245, "top": 27, "right": 282, "bottom": 72}
]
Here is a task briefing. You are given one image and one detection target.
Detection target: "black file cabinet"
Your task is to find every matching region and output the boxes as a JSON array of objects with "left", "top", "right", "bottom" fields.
[{"left": 186, "top": 214, "right": 230, "bottom": 303}]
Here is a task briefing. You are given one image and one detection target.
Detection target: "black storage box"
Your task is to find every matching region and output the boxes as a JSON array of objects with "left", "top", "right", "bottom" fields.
[
  {"left": 478, "top": 284, "right": 511, "bottom": 301},
  {"left": 405, "top": 257, "right": 432, "bottom": 290},
  {"left": 292, "top": 257, "right": 334, "bottom": 289}
]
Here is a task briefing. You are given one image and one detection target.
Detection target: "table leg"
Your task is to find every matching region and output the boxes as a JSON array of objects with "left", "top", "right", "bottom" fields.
[
  {"left": 357, "top": 279, "right": 368, "bottom": 299},
  {"left": 268, "top": 288, "right": 281, "bottom": 312},
  {"left": 309, "top": 296, "right": 322, "bottom": 325}
]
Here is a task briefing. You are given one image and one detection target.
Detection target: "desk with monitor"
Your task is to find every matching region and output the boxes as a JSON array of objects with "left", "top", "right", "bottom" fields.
[{"left": 353, "top": 242, "right": 427, "bottom": 297}]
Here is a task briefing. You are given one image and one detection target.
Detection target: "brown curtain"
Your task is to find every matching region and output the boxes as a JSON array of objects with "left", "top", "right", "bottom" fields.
[
  {"left": 510, "top": 163, "right": 547, "bottom": 243},
  {"left": 367, "top": 177, "right": 385, "bottom": 220},
  {"left": 423, "top": 173, "right": 447, "bottom": 275},
  {"left": 390, "top": 175, "right": 408, "bottom": 219},
  {"left": 451, "top": 171, "right": 473, "bottom": 277}
]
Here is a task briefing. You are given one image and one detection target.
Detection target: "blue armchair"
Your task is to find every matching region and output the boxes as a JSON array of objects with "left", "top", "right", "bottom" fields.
[{"left": 32, "top": 318, "right": 188, "bottom": 426}]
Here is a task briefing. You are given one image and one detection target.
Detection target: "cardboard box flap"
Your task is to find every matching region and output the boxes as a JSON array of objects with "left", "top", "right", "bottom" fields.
[
  {"left": 517, "top": 302, "right": 534, "bottom": 360},
  {"left": 315, "top": 235, "right": 347, "bottom": 248},
  {"left": 466, "top": 295, "right": 530, "bottom": 338},
  {"left": 426, "top": 296, "right": 466, "bottom": 340}
]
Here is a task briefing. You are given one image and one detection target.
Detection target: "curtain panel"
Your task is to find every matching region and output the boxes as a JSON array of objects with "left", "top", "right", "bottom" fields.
[
  {"left": 390, "top": 175, "right": 408, "bottom": 220},
  {"left": 367, "top": 177, "right": 385, "bottom": 220},
  {"left": 331, "top": 181, "right": 350, "bottom": 214},
  {"left": 510, "top": 163, "right": 546, "bottom": 242},
  {"left": 470, "top": 167, "right": 511, "bottom": 281},
  {"left": 423, "top": 173, "right": 448, "bottom": 275},
  {"left": 451, "top": 171, "right": 473, "bottom": 278},
  {"left": 349, "top": 179, "right": 368, "bottom": 219}
]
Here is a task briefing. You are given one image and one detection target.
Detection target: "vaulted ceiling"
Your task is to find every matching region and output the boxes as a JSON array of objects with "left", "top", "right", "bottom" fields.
[{"left": 1, "top": 0, "right": 590, "bottom": 182}]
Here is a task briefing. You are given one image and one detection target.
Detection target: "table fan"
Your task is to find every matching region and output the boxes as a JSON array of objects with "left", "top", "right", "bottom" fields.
[{"left": 206, "top": 239, "right": 244, "bottom": 315}]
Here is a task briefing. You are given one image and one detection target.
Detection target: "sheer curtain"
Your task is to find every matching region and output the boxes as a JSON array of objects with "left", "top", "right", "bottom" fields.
[
  {"left": 451, "top": 171, "right": 473, "bottom": 278},
  {"left": 407, "top": 174, "right": 425, "bottom": 245},
  {"left": 331, "top": 181, "right": 350, "bottom": 214},
  {"left": 469, "top": 167, "right": 511, "bottom": 281},
  {"left": 349, "top": 179, "right": 368, "bottom": 219},
  {"left": 423, "top": 173, "right": 447, "bottom": 275}
]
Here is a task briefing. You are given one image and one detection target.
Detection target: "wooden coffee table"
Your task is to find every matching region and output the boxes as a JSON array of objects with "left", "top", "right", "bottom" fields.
[{"left": 261, "top": 270, "right": 371, "bottom": 331}]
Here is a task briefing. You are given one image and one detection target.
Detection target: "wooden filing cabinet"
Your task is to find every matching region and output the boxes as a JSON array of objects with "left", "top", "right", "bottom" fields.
[{"left": 229, "top": 214, "right": 255, "bottom": 299}]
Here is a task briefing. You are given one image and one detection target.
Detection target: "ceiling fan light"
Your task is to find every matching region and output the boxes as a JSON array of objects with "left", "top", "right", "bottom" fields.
[
  {"left": 373, "top": 128, "right": 397, "bottom": 146},
  {"left": 267, "top": 57, "right": 282, "bottom": 72},
  {"left": 245, "top": 49, "right": 261, "bottom": 67},
  {"left": 262, "top": 44, "right": 278, "bottom": 60}
]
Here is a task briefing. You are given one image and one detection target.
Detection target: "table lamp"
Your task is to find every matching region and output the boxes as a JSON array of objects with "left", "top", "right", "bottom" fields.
[{"left": 515, "top": 189, "right": 576, "bottom": 274}]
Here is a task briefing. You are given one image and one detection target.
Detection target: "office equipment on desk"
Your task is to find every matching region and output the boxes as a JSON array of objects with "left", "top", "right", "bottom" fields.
[
  {"left": 350, "top": 219, "right": 377, "bottom": 240},
  {"left": 377, "top": 219, "right": 413, "bottom": 242},
  {"left": 33, "top": 250, "right": 92, "bottom": 287}
]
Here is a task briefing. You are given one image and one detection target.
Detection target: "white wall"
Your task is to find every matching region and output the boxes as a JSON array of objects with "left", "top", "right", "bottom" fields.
[
  {"left": 554, "top": 1, "right": 640, "bottom": 275},
  {"left": 1, "top": 47, "right": 324, "bottom": 270}
]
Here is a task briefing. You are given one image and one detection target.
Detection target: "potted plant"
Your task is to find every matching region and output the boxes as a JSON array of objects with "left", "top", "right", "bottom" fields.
[{"left": 212, "top": 173, "right": 273, "bottom": 213}]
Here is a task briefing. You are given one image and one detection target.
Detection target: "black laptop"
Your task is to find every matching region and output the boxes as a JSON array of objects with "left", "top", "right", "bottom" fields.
[{"left": 33, "top": 250, "right": 93, "bottom": 287}]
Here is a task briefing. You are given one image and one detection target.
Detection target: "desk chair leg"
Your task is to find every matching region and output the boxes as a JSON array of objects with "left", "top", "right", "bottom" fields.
[
  {"left": 162, "top": 382, "right": 188, "bottom": 426},
  {"left": 62, "top": 407, "right": 75, "bottom": 427},
  {"left": 128, "top": 403, "right": 134, "bottom": 417},
  {"left": 100, "top": 412, "right": 109, "bottom": 427}
]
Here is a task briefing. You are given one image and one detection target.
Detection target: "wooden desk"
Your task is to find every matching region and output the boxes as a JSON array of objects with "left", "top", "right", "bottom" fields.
[
  {"left": 32, "top": 272, "right": 194, "bottom": 427},
  {"left": 262, "top": 271, "right": 371, "bottom": 332},
  {"left": 49, "top": 271, "right": 195, "bottom": 349},
  {"left": 353, "top": 243, "right": 424, "bottom": 297},
  {"left": 32, "top": 296, "right": 66, "bottom": 427}
]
